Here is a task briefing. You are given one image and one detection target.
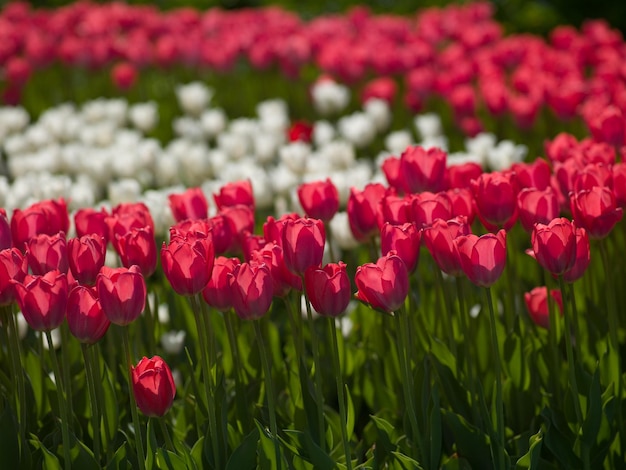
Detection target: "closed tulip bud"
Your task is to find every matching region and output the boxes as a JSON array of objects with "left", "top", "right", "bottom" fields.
[
  {"left": 517, "top": 187, "right": 560, "bottom": 232},
  {"left": 96, "top": 265, "right": 146, "bottom": 326},
  {"left": 0, "top": 248, "right": 28, "bottom": 306},
  {"left": 168, "top": 187, "right": 209, "bottom": 222},
  {"left": 214, "top": 180, "right": 255, "bottom": 211},
  {"left": 562, "top": 227, "right": 590, "bottom": 283},
  {"left": 447, "top": 188, "right": 475, "bottom": 224},
  {"left": 355, "top": 252, "right": 408, "bottom": 313},
  {"left": 447, "top": 162, "right": 483, "bottom": 190},
  {"left": 423, "top": 217, "right": 471, "bottom": 276},
  {"left": 132, "top": 356, "right": 176, "bottom": 417},
  {"left": 381, "top": 157, "right": 404, "bottom": 193},
  {"left": 471, "top": 171, "right": 519, "bottom": 231},
  {"left": 304, "top": 262, "right": 351, "bottom": 317},
  {"left": 399, "top": 145, "right": 448, "bottom": 194},
  {"left": 455, "top": 230, "right": 507, "bottom": 287},
  {"left": 115, "top": 226, "right": 157, "bottom": 277},
  {"left": 531, "top": 218, "right": 577, "bottom": 275},
  {"left": 14, "top": 270, "right": 68, "bottom": 331},
  {"left": 381, "top": 194, "right": 412, "bottom": 225},
  {"left": 68, "top": 234, "right": 107, "bottom": 286},
  {"left": 282, "top": 217, "right": 326, "bottom": 275},
  {"left": 229, "top": 263, "right": 273, "bottom": 320},
  {"left": 347, "top": 183, "right": 386, "bottom": 242},
  {"left": 297, "top": 179, "right": 340, "bottom": 222},
  {"left": 524, "top": 287, "right": 563, "bottom": 329},
  {"left": 202, "top": 256, "right": 241, "bottom": 311},
  {"left": 570, "top": 186, "right": 623, "bottom": 239},
  {"left": 161, "top": 235, "right": 214, "bottom": 296},
  {"left": 26, "top": 232, "right": 68, "bottom": 275},
  {"left": 380, "top": 223, "right": 421, "bottom": 273},
  {"left": 66, "top": 285, "right": 110, "bottom": 344}
]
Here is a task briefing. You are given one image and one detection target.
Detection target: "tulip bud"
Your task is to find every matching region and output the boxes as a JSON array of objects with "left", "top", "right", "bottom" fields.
[
  {"left": 66, "top": 285, "right": 110, "bottom": 344},
  {"left": 161, "top": 235, "right": 214, "bottom": 296},
  {"left": 202, "top": 256, "right": 241, "bottom": 311},
  {"left": 297, "top": 179, "right": 339, "bottom": 222},
  {"left": 570, "top": 186, "right": 623, "bottom": 239},
  {"left": 14, "top": 270, "right": 68, "bottom": 331},
  {"left": 68, "top": 235, "right": 107, "bottom": 286},
  {"left": 132, "top": 356, "right": 176, "bottom": 417},
  {"left": 115, "top": 226, "right": 157, "bottom": 278},
  {"left": 524, "top": 287, "right": 563, "bottom": 329},
  {"left": 96, "top": 265, "right": 146, "bottom": 326},
  {"left": 282, "top": 218, "right": 325, "bottom": 275},
  {"left": 380, "top": 223, "right": 421, "bottom": 273},
  {"left": 531, "top": 218, "right": 577, "bottom": 275},
  {"left": 0, "top": 248, "right": 28, "bottom": 306},
  {"left": 304, "top": 262, "right": 351, "bottom": 317},
  {"left": 455, "top": 230, "right": 507, "bottom": 287},
  {"left": 229, "top": 263, "right": 273, "bottom": 320},
  {"left": 355, "top": 253, "right": 408, "bottom": 313}
]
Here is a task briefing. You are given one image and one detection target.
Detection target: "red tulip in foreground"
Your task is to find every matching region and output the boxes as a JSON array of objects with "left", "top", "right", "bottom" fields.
[
  {"left": 202, "top": 256, "right": 241, "bottom": 311},
  {"left": 67, "top": 235, "right": 107, "bottom": 286},
  {"left": 66, "top": 285, "right": 110, "bottom": 344},
  {"left": 304, "top": 262, "right": 351, "bottom": 317},
  {"left": 297, "top": 179, "right": 340, "bottom": 222},
  {"left": 132, "top": 356, "right": 176, "bottom": 417},
  {"left": 423, "top": 217, "right": 471, "bottom": 277},
  {"left": 282, "top": 217, "right": 326, "bottom": 275},
  {"left": 214, "top": 180, "right": 255, "bottom": 211},
  {"left": 115, "top": 226, "right": 157, "bottom": 278},
  {"left": 455, "top": 230, "right": 507, "bottom": 287},
  {"left": 355, "top": 252, "right": 409, "bottom": 313},
  {"left": 471, "top": 171, "right": 518, "bottom": 231},
  {"left": 524, "top": 287, "right": 563, "bottom": 329},
  {"left": 347, "top": 183, "right": 386, "bottom": 242},
  {"left": 13, "top": 270, "right": 68, "bottom": 331},
  {"left": 161, "top": 234, "right": 214, "bottom": 296},
  {"left": 562, "top": 227, "right": 590, "bottom": 283},
  {"left": 531, "top": 218, "right": 577, "bottom": 276},
  {"left": 380, "top": 222, "right": 421, "bottom": 273},
  {"left": 229, "top": 263, "right": 273, "bottom": 320},
  {"left": 0, "top": 248, "right": 28, "bottom": 306},
  {"left": 96, "top": 265, "right": 146, "bottom": 326}
]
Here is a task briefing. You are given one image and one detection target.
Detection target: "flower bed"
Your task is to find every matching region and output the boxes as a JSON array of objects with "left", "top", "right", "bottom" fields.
[{"left": 1, "top": 1, "right": 626, "bottom": 469}]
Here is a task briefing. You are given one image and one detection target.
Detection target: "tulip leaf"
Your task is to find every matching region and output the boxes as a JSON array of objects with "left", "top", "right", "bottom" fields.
[
  {"left": 391, "top": 451, "right": 424, "bottom": 469},
  {"left": 581, "top": 369, "right": 602, "bottom": 445},
  {"left": 256, "top": 420, "right": 285, "bottom": 469},
  {"left": 190, "top": 436, "right": 204, "bottom": 469},
  {"left": 25, "top": 348, "right": 47, "bottom": 419},
  {"left": 430, "top": 383, "right": 443, "bottom": 469},
  {"left": 105, "top": 441, "right": 130, "bottom": 470},
  {"left": 515, "top": 429, "right": 543, "bottom": 469},
  {"left": 99, "top": 357, "right": 120, "bottom": 447},
  {"left": 282, "top": 429, "right": 336, "bottom": 469},
  {"left": 431, "top": 354, "right": 472, "bottom": 421},
  {"left": 225, "top": 426, "right": 259, "bottom": 470},
  {"left": 69, "top": 433, "right": 99, "bottom": 469},
  {"left": 156, "top": 448, "right": 187, "bottom": 470},
  {"left": 370, "top": 415, "right": 399, "bottom": 457},
  {"left": 345, "top": 384, "right": 355, "bottom": 440},
  {"left": 0, "top": 407, "right": 19, "bottom": 467},
  {"left": 540, "top": 407, "right": 581, "bottom": 469},
  {"left": 29, "top": 434, "right": 62, "bottom": 470},
  {"left": 441, "top": 409, "right": 492, "bottom": 470},
  {"left": 146, "top": 418, "right": 157, "bottom": 470},
  {"left": 504, "top": 333, "right": 530, "bottom": 391}
]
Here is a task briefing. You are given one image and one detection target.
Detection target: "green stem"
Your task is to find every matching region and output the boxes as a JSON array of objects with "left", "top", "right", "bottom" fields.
[
  {"left": 223, "top": 309, "right": 251, "bottom": 431},
  {"left": 60, "top": 323, "right": 74, "bottom": 421},
  {"left": 303, "top": 289, "right": 327, "bottom": 453},
  {"left": 5, "top": 306, "right": 26, "bottom": 453},
  {"left": 253, "top": 320, "right": 281, "bottom": 469},
  {"left": 121, "top": 326, "right": 146, "bottom": 470},
  {"left": 89, "top": 344, "right": 112, "bottom": 459},
  {"left": 81, "top": 343, "right": 101, "bottom": 464},
  {"left": 158, "top": 417, "right": 175, "bottom": 452},
  {"left": 143, "top": 291, "right": 157, "bottom": 356},
  {"left": 45, "top": 330, "right": 72, "bottom": 470},
  {"left": 326, "top": 317, "right": 352, "bottom": 469},
  {"left": 547, "top": 275, "right": 563, "bottom": 410},
  {"left": 396, "top": 307, "right": 425, "bottom": 463},
  {"left": 434, "top": 268, "right": 458, "bottom": 374},
  {"left": 484, "top": 287, "right": 506, "bottom": 470},
  {"left": 190, "top": 295, "right": 221, "bottom": 469}
]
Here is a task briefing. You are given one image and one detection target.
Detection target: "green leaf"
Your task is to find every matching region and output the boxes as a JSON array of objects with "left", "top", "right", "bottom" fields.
[
  {"left": 581, "top": 369, "right": 602, "bottom": 445},
  {"left": 146, "top": 418, "right": 158, "bottom": 470},
  {"left": 429, "top": 384, "right": 442, "bottom": 469},
  {"left": 431, "top": 355, "right": 472, "bottom": 421},
  {"left": 256, "top": 420, "right": 283, "bottom": 469},
  {"left": 105, "top": 442, "right": 130, "bottom": 470},
  {"left": 0, "top": 407, "right": 19, "bottom": 467},
  {"left": 441, "top": 410, "right": 492, "bottom": 470},
  {"left": 540, "top": 408, "right": 581, "bottom": 469},
  {"left": 25, "top": 349, "right": 47, "bottom": 419},
  {"left": 225, "top": 427, "right": 259, "bottom": 470},
  {"left": 100, "top": 358, "right": 120, "bottom": 447},
  {"left": 29, "top": 434, "right": 61, "bottom": 470},
  {"left": 283, "top": 430, "right": 336, "bottom": 469},
  {"left": 504, "top": 333, "right": 530, "bottom": 391},
  {"left": 156, "top": 449, "right": 188, "bottom": 470},
  {"left": 345, "top": 384, "right": 355, "bottom": 440},
  {"left": 391, "top": 451, "right": 424, "bottom": 469},
  {"left": 515, "top": 429, "right": 543, "bottom": 469},
  {"left": 190, "top": 437, "right": 205, "bottom": 469},
  {"left": 370, "top": 415, "right": 399, "bottom": 454}
]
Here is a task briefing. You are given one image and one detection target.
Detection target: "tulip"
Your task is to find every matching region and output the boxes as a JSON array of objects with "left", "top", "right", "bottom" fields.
[
  {"left": 68, "top": 235, "right": 107, "bottom": 286},
  {"left": 613, "top": 163, "right": 626, "bottom": 208},
  {"left": 410, "top": 191, "right": 452, "bottom": 228},
  {"left": 423, "top": 217, "right": 471, "bottom": 276},
  {"left": 0, "top": 209, "right": 11, "bottom": 251},
  {"left": 26, "top": 232, "right": 68, "bottom": 275},
  {"left": 524, "top": 287, "right": 563, "bottom": 329},
  {"left": 0, "top": 248, "right": 28, "bottom": 306},
  {"left": 297, "top": 179, "right": 339, "bottom": 222},
  {"left": 14, "top": 270, "right": 68, "bottom": 331},
  {"left": 455, "top": 230, "right": 506, "bottom": 287},
  {"left": 562, "top": 227, "right": 591, "bottom": 283},
  {"left": 511, "top": 159, "right": 552, "bottom": 191},
  {"left": 202, "top": 256, "right": 241, "bottom": 311},
  {"left": 304, "top": 262, "right": 351, "bottom": 317},
  {"left": 380, "top": 223, "right": 421, "bottom": 273},
  {"left": 381, "top": 193, "right": 412, "bottom": 225},
  {"left": 471, "top": 171, "right": 518, "bottom": 231},
  {"left": 355, "top": 253, "right": 409, "bottom": 313},
  {"left": 517, "top": 187, "right": 560, "bottom": 232},
  {"left": 250, "top": 243, "right": 301, "bottom": 297},
  {"left": 282, "top": 217, "right": 325, "bottom": 275},
  {"left": 115, "top": 226, "right": 157, "bottom": 277},
  {"left": 399, "top": 145, "right": 448, "bottom": 193},
  {"left": 214, "top": 180, "right": 255, "bottom": 211},
  {"left": 74, "top": 207, "right": 110, "bottom": 244},
  {"left": 107, "top": 203, "right": 155, "bottom": 251},
  {"left": 132, "top": 356, "right": 176, "bottom": 417},
  {"left": 66, "top": 285, "right": 110, "bottom": 344},
  {"left": 161, "top": 235, "right": 214, "bottom": 296},
  {"left": 228, "top": 263, "right": 273, "bottom": 320},
  {"left": 446, "top": 188, "right": 475, "bottom": 223},
  {"left": 11, "top": 198, "right": 69, "bottom": 249},
  {"left": 570, "top": 186, "right": 623, "bottom": 239},
  {"left": 111, "top": 62, "right": 138, "bottom": 90},
  {"left": 168, "top": 187, "right": 209, "bottom": 222},
  {"left": 287, "top": 120, "right": 314, "bottom": 143},
  {"left": 531, "top": 218, "right": 577, "bottom": 275},
  {"left": 96, "top": 265, "right": 146, "bottom": 326},
  {"left": 220, "top": 204, "right": 255, "bottom": 253},
  {"left": 347, "top": 183, "right": 386, "bottom": 242},
  {"left": 381, "top": 157, "right": 404, "bottom": 193},
  {"left": 263, "top": 213, "right": 299, "bottom": 246},
  {"left": 586, "top": 104, "right": 625, "bottom": 147},
  {"left": 447, "top": 162, "right": 483, "bottom": 190}
]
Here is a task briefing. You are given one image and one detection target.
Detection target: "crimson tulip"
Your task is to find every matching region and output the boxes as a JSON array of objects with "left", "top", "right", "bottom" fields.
[
  {"left": 380, "top": 223, "right": 421, "bottom": 273},
  {"left": 287, "top": 120, "right": 313, "bottom": 143},
  {"left": 399, "top": 145, "right": 448, "bottom": 194},
  {"left": 282, "top": 217, "right": 325, "bottom": 275},
  {"left": 455, "top": 229, "right": 507, "bottom": 287},
  {"left": 214, "top": 180, "right": 255, "bottom": 211},
  {"left": 517, "top": 187, "right": 560, "bottom": 233},
  {"left": 263, "top": 213, "right": 299, "bottom": 246},
  {"left": 511, "top": 159, "right": 552, "bottom": 191},
  {"left": 531, "top": 218, "right": 577, "bottom": 275},
  {"left": 381, "top": 157, "right": 404, "bottom": 193},
  {"left": 68, "top": 235, "right": 107, "bottom": 286},
  {"left": 0, "top": 209, "right": 11, "bottom": 251},
  {"left": 115, "top": 226, "right": 157, "bottom": 277},
  {"left": 250, "top": 243, "right": 301, "bottom": 297},
  {"left": 228, "top": 263, "right": 273, "bottom": 320},
  {"left": 423, "top": 217, "right": 471, "bottom": 276},
  {"left": 220, "top": 204, "right": 255, "bottom": 252},
  {"left": 0, "top": 248, "right": 28, "bottom": 306},
  {"left": 447, "top": 162, "right": 483, "bottom": 190},
  {"left": 132, "top": 356, "right": 176, "bottom": 417},
  {"left": 410, "top": 191, "right": 452, "bottom": 228},
  {"left": 107, "top": 202, "right": 155, "bottom": 251},
  {"left": 168, "top": 187, "right": 209, "bottom": 222},
  {"left": 74, "top": 207, "right": 110, "bottom": 243},
  {"left": 66, "top": 285, "right": 110, "bottom": 344},
  {"left": 570, "top": 186, "right": 623, "bottom": 239},
  {"left": 613, "top": 163, "right": 626, "bottom": 208},
  {"left": 96, "top": 265, "right": 146, "bottom": 326},
  {"left": 11, "top": 198, "right": 69, "bottom": 249},
  {"left": 304, "top": 262, "right": 351, "bottom": 317},
  {"left": 446, "top": 188, "right": 475, "bottom": 224},
  {"left": 202, "top": 256, "right": 241, "bottom": 311},
  {"left": 355, "top": 252, "right": 409, "bottom": 313},
  {"left": 26, "top": 232, "right": 68, "bottom": 275},
  {"left": 524, "top": 287, "right": 563, "bottom": 329},
  {"left": 297, "top": 179, "right": 339, "bottom": 222},
  {"left": 14, "top": 270, "right": 68, "bottom": 331},
  {"left": 347, "top": 183, "right": 386, "bottom": 242},
  {"left": 562, "top": 227, "right": 591, "bottom": 283},
  {"left": 161, "top": 235, "right": 214, "bottom": 296},
  {"left": 381, "top": 193, "right": 412, "bottom": 225}
]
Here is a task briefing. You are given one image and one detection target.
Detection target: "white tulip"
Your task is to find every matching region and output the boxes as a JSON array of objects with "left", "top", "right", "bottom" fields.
[
  {"left": 129, "top": 101, "right": 158, "bottom": 133},
  {"left": 364, "top": 98, "right": 391, "bottom": 132},
  {"left": 414, "top": 113, "right": 443, "bottom": 139},
  {"left": 176, "top": 82, "right": 213, "bottom": 116},
  {"left": 311, "top": 79, "right": 350, "bottom": 115}
]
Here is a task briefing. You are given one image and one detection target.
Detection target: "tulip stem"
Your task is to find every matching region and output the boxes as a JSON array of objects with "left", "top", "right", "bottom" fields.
[
  {"left": 143, "top": 291, "right": 157, "bottom": 356},
  {"left": 121, "top": 326, "right": 146, "bottom": 470},
  {"left": 89, "top": 344, "right": 112, "bottom": 459},
  {"left": 81, "top": 343, "right": 101, "bottom": 464},
  {"left": 326, "top": 317, "right": 352, "bottom": 469},
  {"left": 223, "top": 310, "right": 251, "bottom": 431},
  {"left": 434, "top": 268, "right": 458, "bottom": 374},
  {"left": 5, "top": 306, "right": 26, "bottom": 454},
  {"left": 60, "top": 323, "right": 74, "bottom": 422},
  {"left": 396, "top": 307, "right": 425, "bottom": 463},
  {"left": 253, "top": 320, "right": 281, "bottom": 469},
  {"left": 45, "top": 330, "right": 72, "bottom": 470},
  {"left": 303, "top": 290, "right": 327, "bottom": 453},
  {"left": 484, "top": 287, "right": 506, "bottom": 470},
  {"left": 158, "top": 417, "right": 175, "bottom": 452}
]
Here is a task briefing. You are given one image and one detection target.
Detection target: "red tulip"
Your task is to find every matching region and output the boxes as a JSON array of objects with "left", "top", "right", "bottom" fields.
[
  {"left": 347, "top": 183, "right": 386, "bottom": 242},
  {"left": 250, "top": 242, "right": 301, "bottom": 297},
  {"left": 161, "top": 235, "right": 214, "bottom": 296},
  {"left": 282, "top": 217, "right": 325, "bottom": 275},
  {"left": 207, "top": 215, "right": 232, "bottom": 255},
  {"left": 11, "top": 198, "right": 69, "bottom": 249},
  {"left": 202, "top": 256, "right": 241, "bottom": 311},
  {"left": 74, "top": 207, "right": 110, "bottom": 244},
  {"left": 115, "top": 226, "right": 157, "bottom": 277},
  {"left": 68, "top": 235, "right": 107, "bottom": 286},
  {"left": 517, "top": 187, "right": 560, "bottom": 232},
  {"left": 562, "top": 227, "right": 591, "bottom": 283},
  {"left": 410, "top": 191, "right": 452, "bottom": 228},
  {"left": 0, "top": 248, "right": 28, "bottom": 306},
  {"left": 380, "top": 223, "right": 421, "bottom": 273},
  {"left": 228, "top": 263, "right": 273, "bottom": 320},
  {"left": 447, "top": 162, "right": 483, "bottom": 190},
  {"left": 471, "top": 171, "right": 519, "bottom": 231},
  {"left": 214, "top": 180, "right": 255, "bottom": 211},
  {"left": 423, "top": 217, "right": 471, "bottom": 276},
  {"left": 26, "top": 232, "right": 68, "bottom": 275},
  {"left": 381, "top": 193, "right": 412, "bottom": 225},
  {"left": 524, "top": 287, "right": 563, "bottom": 329},
  {"left": 263, "top": 213, "right": 300, "bottom": 246},
  {"left": 168, "top": 187, "right": 209, "bottom": 222},
  {"left": 530, "top": 218, "right": 577, "bottom": 276},
  {"left": 287, "top": 120, "right": 314, "bottom": 143},
  {"left": 586, "top": 105, "right": 625, "bottom": 147},
  {"left": 381, "top": 157, "right": 404, "bottom": 193},
  {"left": 14, "top": 270, "right": 68, "bottom": 331},
  {"left": 455, "top": 229, "right": 507, "bottom": 287},
  {"left": 511, "top": 159, "right": 552, "bottom": 191},
  {"left": 132, "top": 356, "right": 176, "bottom": 417},
  {"left": 304, "top": 262, "right": 351, "bottom": 317},
  {"left": 399, "top": 145, "right": 448, "bottom": 194},
  {"left": 297, "top": 179, "right": 339, "bottom": 222},
  {"left": 66, "top": 285, "right": 110, "bottom": 344},
  {"left": 0, "top": 209, "right": 11, "bottom": 251},
  {"left": 570, "top": 186, "right": 623, "bottom": 239},
  {"left": 111, "top": 62, "right": 138, "bottom": 91},
  {"left": 220, "top": 204, "right": 255, "bottom": 253},
  {"left": 169, "top": 219, "right": 212, "bottom": 241},
  {"left": 107, "top": 203, "right": 155, "bottom": 250},
  {"left": 355, "top": 253, "right": 408, "bottom": 313},
  {"left": 447, "top": 188, "right": 475, "bottom": 223},
  {"left": 96, "top": 265, "right": 146, "bottom": 326},
  {"left": 613, "top": 163, "right": 626, "bottom": 208}
]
